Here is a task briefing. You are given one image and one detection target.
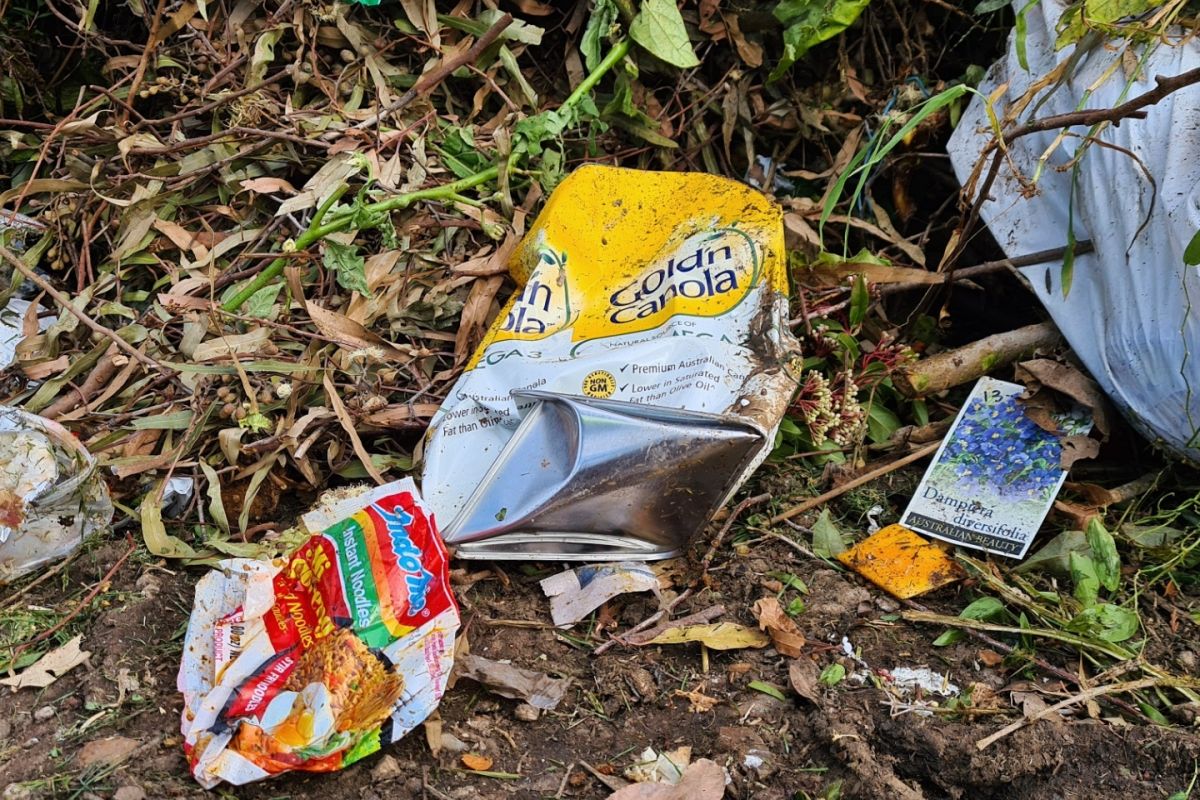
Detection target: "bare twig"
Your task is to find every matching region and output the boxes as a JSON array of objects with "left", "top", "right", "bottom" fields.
[
  {"left": 882, "top": 242, "right": 1095, "bottom": 295},
  {"left": 975, "top": 677, "right": 1200, "bottom": 749},
  {"left": 770, "top": 441, "right": 942, "bottom": 524},
  {"left": 0, "top": 244, "right": 169, "bottom": 374},
  {"left": 696, "top": 492, "right": 771, "bottom": 583},
  {"left": 593, "top": 589, "right": 694, "bottom": 656},
  {"left": 622, "top": 604, "right": 726, "bottom": 646},
  {"left": 901, "top": 598, "right": 1149, "bottom": 722},
  {"left": 4, "top": 537, "right": 138, "bottom": 670},
  {"left": 123, "top": 0, "right": 168, "bottom": 124},
  {"left": 893, "top": 322, "right": 1063, "bottom": 397},
  {"left": 947, "top": 68, "right": 1200, "bottom": 272},
  {"left": 133, "top": 68, "right": 294, "bottom": 131},
  {"left": 355, "top": 14, "right": 514, "bottom": 130}
]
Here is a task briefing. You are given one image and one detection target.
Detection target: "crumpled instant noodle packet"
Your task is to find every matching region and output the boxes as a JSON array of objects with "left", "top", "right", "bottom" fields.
[
  {"left": 178, "top": 479, "right": 458, "bottom": 787},
  {"left": 421, "top": 165, "right": 802, "bottom": 560}
]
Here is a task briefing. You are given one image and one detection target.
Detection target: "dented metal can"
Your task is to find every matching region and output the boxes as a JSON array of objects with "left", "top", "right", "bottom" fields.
[
  {"left": 422, "top": 166, "right": 801, "bottom": 560},
  {"left": 441, "top": 391, "right": 765, "bottom": 560}
]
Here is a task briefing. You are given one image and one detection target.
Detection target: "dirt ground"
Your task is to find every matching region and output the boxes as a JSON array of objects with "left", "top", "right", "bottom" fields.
[{"left": 4, "top": 495, "right": 1200, "bottom": 800}]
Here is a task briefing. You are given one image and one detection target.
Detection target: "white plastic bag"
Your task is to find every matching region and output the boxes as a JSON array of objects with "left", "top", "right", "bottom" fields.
[{"left": 947, "top": 0, "right": 1200, "bottom": 460}]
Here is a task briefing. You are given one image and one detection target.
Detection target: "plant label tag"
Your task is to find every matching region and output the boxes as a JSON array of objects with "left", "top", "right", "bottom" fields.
[{"left": 900, "top": 377, "right": 1091, "bottom": 559}]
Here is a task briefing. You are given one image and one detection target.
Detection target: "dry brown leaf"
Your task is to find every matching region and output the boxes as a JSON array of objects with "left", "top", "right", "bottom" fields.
[
  {"left": 868, "top": 197, "right": 926, "bottom": 266},
  {"left": 454, "top": 653, "right": 571, "bottom": 710},
  {"left": 978, "top": 649, "right": 1004, "bottom": 667},
  {"left": 307, "top": 304, "right": 414, "bottom": 362},
  {"left": 673, "top": 687, "right": 720, "bottom": 713},
  {"left": 20, "top": 355, "right": 68, "bottom": 380},
  {"left": 398, "top": 0, "right": 440, "bottom": 48},
  {"left": 1, "top": 635, "right": 90, "bottom": 690},
  {"left": 784, "top": 212, "right": 822, "bottom": 256},
  {"left": 1015, "top": 359, "right": 1112, "bottom": 438},
  {"left": 192, "top": 328, "right": 271, "bottom": 362},
  {"left": 218, "top": 427, "right": 247, "bottom": 466},
  {"left": 726, "top": 14, "right": 762, "bottom": 68},
  {"left": 149, "top": 1, "right": 198, "bottom": 46},
  {"left": 424, "top": 714, "right": 444, "bottom": 757},
  {"left": 151, "top": 218, "right": 198, "bottom": 251},
  {"left": 157, "top": 292, "right": 211, "bottom": 312},
  {"left": 323, "top": 372, "right": 386, "bottom": 485},
  {"left": 239, "top": 176, "right": 298, "bottom": 195},
  {"left": 751, "top": 597, "right": 806, "bottom": 657},
  {"left": 454, "top": 276, "right": 504, "bottom": 364},
  {"left": 788, "top": 658, "right": 821, "bottom": 704},
  {"left": 608, "top": 759, "right": 725, "bottom": 800},
  {"left": 805, "top": 261, "right": 944, "bottom": 287},
  {"left": 1060, "top": 434, "right": 1101, "bottom": 468},
  {"left": 77, "top": 736, "right": 139, "bottom": 768},
  {"left": 1010, "top": 690, "right": 1062, "bottom": 726},
  {"left": 360, "top": 403, "right": 442, "bottom": 429},
  {"left": 643, "top": 622, "right": 769, "bottom": 650},
  {"left": 515, "top": 0, "right": 554, "bottom": 12}
]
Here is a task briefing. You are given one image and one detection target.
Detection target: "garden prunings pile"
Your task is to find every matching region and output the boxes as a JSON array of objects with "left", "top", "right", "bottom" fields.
[{"left": 3, "top": 0, "right": 1200, "bottom": 798}]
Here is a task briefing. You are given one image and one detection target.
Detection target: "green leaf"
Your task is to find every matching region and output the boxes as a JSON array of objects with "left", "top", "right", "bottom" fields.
[
  {"left": 1015, "top": 0, "right": 1040, "bottom": 70},
  {"left": 786, "top": 597, "right": 806, "bottom": 616},
  {"left": 820, "top": 86, "right": 970, "bottom": 236},
  {"left": 1085, "top": 518, "right": 1121, "bottom": 593},
  {"left": 818, "top": 663, "right": 846, "bottom": 687},
  {"left": 1070, "top": 551, "right": 1101, "bottom": 608},
  {"left": 811, "top": 509, "right": 848, "bottom": 559},
  {"left": 601, "top": 67, "right": 678, "bottom": 149},
  {"left": 140, "top": 482, "right": 200, "bottom": 559},
  {"left": 245, "top": 283, "right": 283, "bottom": 318},
  {"left": 769, "top": 571, "right": 809, "bottom": 593},
  {"left": 769, "top": 0, "right": 872, "bottom": 81},
  {"left": 866, "top": 402, "right": 901, "bottom": 444},
  {"left": 199, "top": 461, "right": 230, "bottom": 534},
  {"left": 1085, "top": 0, "right": 1155, "bottom": 25},
  {"left": 911, "top": 398, "right": 929, "bottom": 427},
  {"left": 130, "top": 410, "right": 194, "bottom": 430},
  {"left": 335, "top": 453, "right": 414, "bottom": 479},
  {"left": 960, "top": 596, "right": 1006, "bottom": 620},
  {"left": 629, "top": 0, "right": 700, "bottom": 68},
  {"left": 581, "top": 0, "right": 619, "bottom": 72},
  {"left": 849, "top": 272, "right": 869, "bottom": 327},
  {"left": 1066, "top": 603, "right": 1139, "bottom": 643},
  {"left": 934, "top": 597, "right": 1004, "bottom": 646},
  {"left": 932, "top": 630, "right": 964, "bottom": 647},
  {"left": 1140, "top": 702, "right": 1170, "bottom": 726},
  {"left": 444, "top": 10, "right": 545, "bottom": 45},
  {"left": 1014, "top": 529, "right": 1089, "bottom": 577},
  {"left": 248, "top": 27, "right": 285, "bottom": 86},
  {"left": 1061, "top": 225, "right": 1076, "bottom": 297},
  {"left": 973, "top": 0, "right": 1010, "bottom": 12},
  {"left": 323, "top": 240, "right": 370, "bottom": 296},
  {"left": 1185, "top": 229, "right": 1200, "bottom": 266},
  {"left": 237, "top": 411, "right": 272, "bottom": 433},
  {"left": 1122, "top": 523, "right": 1185, "bottom": 549},
  {"left": 748, "top": 680, "right": 788, "bottom": 701}
]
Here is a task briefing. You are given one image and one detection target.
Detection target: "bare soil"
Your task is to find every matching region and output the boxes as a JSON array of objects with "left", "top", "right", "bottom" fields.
[{"left": 3, "top": 530, "right": 1199, "bottom": 800}]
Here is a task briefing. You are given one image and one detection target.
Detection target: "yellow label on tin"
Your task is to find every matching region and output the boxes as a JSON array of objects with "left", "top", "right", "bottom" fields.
[{"left": 467, "top": 165, "right": 787, "bottom": 369}]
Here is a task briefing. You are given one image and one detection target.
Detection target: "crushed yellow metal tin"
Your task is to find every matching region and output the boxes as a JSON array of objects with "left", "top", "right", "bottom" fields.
[{"left": 837, "top": 524, "right": 966, "bottom": 599}]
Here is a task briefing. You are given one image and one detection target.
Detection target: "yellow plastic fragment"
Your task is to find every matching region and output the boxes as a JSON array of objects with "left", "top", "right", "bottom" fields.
[{"left": 837, "top": 524, "right": 966, "bottom": 599}]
